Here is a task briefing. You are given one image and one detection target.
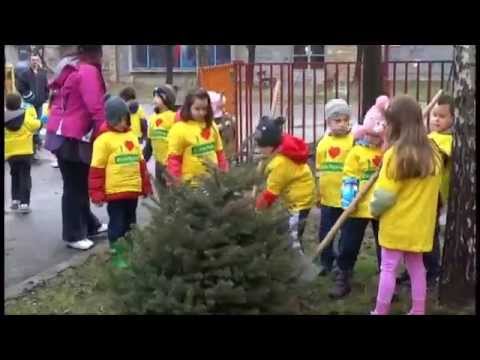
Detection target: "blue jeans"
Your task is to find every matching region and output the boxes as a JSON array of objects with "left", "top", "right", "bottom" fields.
[
  {"left": 317, "top": 206, "right": 343, "bottom": 270},
  {"left": 106, "top": 199, "right": 138, "bottom": 245},
  {"left": 337, "top": 217, "right": 380, "bottom": 272}
]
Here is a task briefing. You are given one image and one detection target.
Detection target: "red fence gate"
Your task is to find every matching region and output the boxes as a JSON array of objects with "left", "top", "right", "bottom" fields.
[{"left": 200, "top": 60, "right": 454, "bottom": 162}]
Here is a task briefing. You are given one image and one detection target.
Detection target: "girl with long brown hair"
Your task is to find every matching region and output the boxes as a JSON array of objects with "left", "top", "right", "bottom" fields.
[
  {"left": 166, "top": 88, "right": 229, "bottom": 185},
  {"left": 369, "top": 95, "right": 443, "bottom": 315}
]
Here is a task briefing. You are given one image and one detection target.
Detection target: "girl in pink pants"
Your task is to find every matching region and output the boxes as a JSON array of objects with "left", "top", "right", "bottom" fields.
[{"left": 369, "top": 95, "right": 443, "bottom": 315}]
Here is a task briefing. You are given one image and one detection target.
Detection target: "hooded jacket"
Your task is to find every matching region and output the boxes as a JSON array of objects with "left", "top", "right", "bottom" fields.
[
  {"left": 46, "top": 56, "right": 106, "bottom": 143},
  {"left": 4, "top": 109, "right": 41, "bottom": 160},
  {"left": 88, "top": 122, "right": 152, "bottom": 203},
  {"left": 256, "top": 134, "right": 315, "bottom": 212}
]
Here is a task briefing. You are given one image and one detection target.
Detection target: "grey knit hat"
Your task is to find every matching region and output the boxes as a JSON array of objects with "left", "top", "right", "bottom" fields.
[
  {"left": 325, "top": 99, "right": 351, "bottom": 121},
  {"left": 105, "top": 96, "right": 129, "bottom": 126}
]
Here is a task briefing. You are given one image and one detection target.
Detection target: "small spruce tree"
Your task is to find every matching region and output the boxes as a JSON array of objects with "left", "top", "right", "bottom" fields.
[{"left": 107, "top": 163, "right": 310, "bottom": 314}]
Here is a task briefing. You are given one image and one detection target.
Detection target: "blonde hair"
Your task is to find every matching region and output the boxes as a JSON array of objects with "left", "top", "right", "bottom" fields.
[{"left": 385, "top": 95, "right": 442, "bottom": 180}]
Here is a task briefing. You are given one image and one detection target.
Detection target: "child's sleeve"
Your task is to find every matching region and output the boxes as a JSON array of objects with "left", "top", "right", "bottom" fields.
[
  {"left": 24, "top": 113, "right": 42, "bottom": 134},
  {"left": 369, "top": 150, "right": 402, "bottom": 218},
  {"left": 213, "top": 124, "right": 229, "bottom": 172},
  {"left": 89, "top": 136, "right": 109, "bottom": 203},
  {"left": 139, "top": 148, "right": 153, "bottom": 196},
  {"left": 343, "top": 149, "right": 361, "bottom": 179},
  {"left": 255, "top": 160, "right": 288, "bottom": 210},
  {"left": 315, "top": 139, "right": 325, "bottom": 179},
  {"left": 166, "top": 124, "right": 186, "bottom": 181}
]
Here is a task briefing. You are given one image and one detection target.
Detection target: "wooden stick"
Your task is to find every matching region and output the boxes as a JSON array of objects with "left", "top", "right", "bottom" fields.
[
  {"left": 314, "top": 170, "right": 380, "bottom": 257},
  {"left": 423, "top": 89, "right": 443, "bottom": 118}
]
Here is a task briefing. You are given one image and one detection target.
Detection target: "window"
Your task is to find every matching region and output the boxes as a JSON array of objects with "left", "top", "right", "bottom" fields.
[
  {"left": 293, "top": 45, "right": 325, "bottom": 68},
  {"left": 131, "top": 45, "right": 231, "bottom": 71}
]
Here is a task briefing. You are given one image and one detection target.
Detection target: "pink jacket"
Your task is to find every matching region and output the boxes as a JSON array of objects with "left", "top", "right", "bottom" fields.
[{"left": 47, "top": 58, "right": 106, "bottom": 141}]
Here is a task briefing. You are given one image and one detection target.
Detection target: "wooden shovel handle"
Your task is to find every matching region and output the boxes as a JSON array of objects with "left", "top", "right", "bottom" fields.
[{"left": 314, "top": 170, "right": 380, "bottom": 257}]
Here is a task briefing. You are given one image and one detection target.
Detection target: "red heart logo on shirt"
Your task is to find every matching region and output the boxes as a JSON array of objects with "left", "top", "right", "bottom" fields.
[
  {"left": 156, "top": 118, "right": 163, "bottom": 127},
  {"left": 201, "top": 127, "right": 211, "bottom": 140},
  {"left": 372, "top": 155, "right": 382, "bottom": 167},
  {"left": 328, "top": 147, "right": 341, "bottom": 159},
  {"left": 125, "top": 140, "right": 134, "bottom": 151}
]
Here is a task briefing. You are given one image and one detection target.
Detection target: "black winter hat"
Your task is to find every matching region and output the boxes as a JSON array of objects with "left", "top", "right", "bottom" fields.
[
  {"left": 105, "top": 96, "right": 130, "bottom": 126},
  {"left": 254, "top": 116, "right": 285, "bottom": 147}
]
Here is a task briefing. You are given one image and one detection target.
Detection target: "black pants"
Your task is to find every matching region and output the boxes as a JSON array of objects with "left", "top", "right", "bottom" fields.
[
  {"left": 423, "top": 219, "right": 441, "bottom": 279},
  {"left": 8, "top": 157, "right": 32, "bottom": 205},
  {"left": 106, "top": 199, "right": 138, "bottom": 245},
  {"left": 337, "top": 217, "right": 381, "bottom": 272},
  {"left": 318, "top": 206, "right": 343, "bottom": 270},
  {"left": 58, "top": 158, "right": 101, "bottom": 242},
  {"left": 155, "top": 161, "right": 167, "bottom": 188}
]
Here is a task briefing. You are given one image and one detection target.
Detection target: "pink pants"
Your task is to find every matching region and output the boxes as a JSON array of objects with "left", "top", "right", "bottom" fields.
[{"left": 373, "top": 247, "right": 426, "bottom": 315}]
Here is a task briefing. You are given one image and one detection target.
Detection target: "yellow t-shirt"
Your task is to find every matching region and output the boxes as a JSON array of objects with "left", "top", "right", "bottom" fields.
[
  {"left": 428, "top": 131, "right": 453, "bottom": 204},
  {"left": 130, "top": 105, "right": 146, "bottom": 139},
  {"left": 5, "top": 111, "right": 41, "bottom": 160},
  {"left": 148, "top": 110, "right": 176, "bottom": 165},
  {"left": 265, "top": 154, "right": 315, "bottom": 212},
  {"left": 343, "top": 144, "right": 383, "bottom": 218},
  {"left": 91, "top": 130, "right": 144, "bottom": 195},
  {"left": 370, "top": 146, "right": 442, "bottom": 252},
  {"left": 167, "top": 120, "right": 224, "bottom": 184},
  {"left": 315, "top": 133, "right": 354, "bottom": 208}
]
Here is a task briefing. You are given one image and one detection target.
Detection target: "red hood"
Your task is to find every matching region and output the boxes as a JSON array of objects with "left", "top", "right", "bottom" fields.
[
  {"left": 96, "top": 121, "right": 131, "bottom": 137},
  {"left": 277, "top": 134, "right": 310, "bottom": 164}
]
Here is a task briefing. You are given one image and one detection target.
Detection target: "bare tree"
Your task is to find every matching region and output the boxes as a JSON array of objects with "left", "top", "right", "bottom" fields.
[
  {"left": 196, "top": 45, "right": 209, "bottom": 85},
  {"left": 246, "top": 45, "right": 256, "bottom": 86},
  {"left": 361, "top": 45, "right": 383, "bottom": 121},
  {"left": 166, "top": 45, "right": 174, "bottom": 85},
  {"left": 439, "top": 45, "right": 476, "bottom": 308}
]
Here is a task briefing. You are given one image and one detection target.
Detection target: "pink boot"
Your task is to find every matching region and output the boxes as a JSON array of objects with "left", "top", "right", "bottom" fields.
[
  {"left": 407, "top": 299, "right": 425, "bottom": 315},
  {"left": 372, "top": 301, "right": 391, "bottom": 315}
]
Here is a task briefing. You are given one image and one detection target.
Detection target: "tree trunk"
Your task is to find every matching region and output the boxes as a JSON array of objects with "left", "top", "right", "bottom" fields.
[
  {"left": 246, "top": 45, "right": 256, "bottom": 86},
  {"left": 354, "top": 45, "right": 364, "bottom": 83},
  {"left": 166, "top": 45, "right": 174, "bottom": 85},
  {"left": 196, "top": 45, "right": 209, "bottom": 86},
  {"left": 439, "top": 45, "right": 476, "bottom": 308},
  {"left": 360, "top": 45, "right": 383, "bottom": 121}
]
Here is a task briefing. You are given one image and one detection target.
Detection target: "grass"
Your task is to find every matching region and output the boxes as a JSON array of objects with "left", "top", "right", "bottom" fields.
[{"left": 4, "top": 211, "right": 474, "bottom": 315}]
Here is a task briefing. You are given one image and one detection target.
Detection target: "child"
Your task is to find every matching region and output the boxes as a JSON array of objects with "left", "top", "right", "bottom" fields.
[
  {"left": 4, "top": 93, "right": 42, "bottom": 213},
  {"left": 329, "top": 95, "right": 389, "bottom": 298},
  {"left": 370, "top": 95, "right": 443, "bottom": 315},
  {"left": 397, "top": 94, "right": 454, "bottom": 287},
  {"left": 119, "top": 87, "right": 148, "bottom": 144},
  {"left": 143, "top": 85, "right": 177, "bottom": 186},
  {"left": 208, "top": 91, "right": 236, "bottom": 160},
  {"left": 254, "top": 116, "right": 315, "bottom": 254},
  {"left": 88, "top": 96, "right": 152, "bottom": 267},
  {"left": 315, "top": 99, "right": 355, "bottom": 275},
  {"left": 166, "top": 88, "right": 229, "bottom": 185}
]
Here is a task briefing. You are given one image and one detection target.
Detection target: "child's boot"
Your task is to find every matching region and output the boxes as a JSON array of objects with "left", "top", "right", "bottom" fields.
[
  {"left": 329, "top": 270, "right": 352, "bottom": 299},
  {"left": 407, "top": 299, "right": 426, "bottom": 315},
  {"left": 110, "top": 242, "right": 129, "bottom": 269}
]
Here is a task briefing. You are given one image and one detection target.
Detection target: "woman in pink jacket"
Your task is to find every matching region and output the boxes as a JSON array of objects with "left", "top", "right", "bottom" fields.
[{"left": 45, "top": 45, "right": 108, "bottom": 250}]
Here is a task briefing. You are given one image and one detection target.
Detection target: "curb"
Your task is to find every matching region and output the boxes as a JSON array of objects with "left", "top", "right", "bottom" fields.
[{"left": 5, "top": 241, "right": 109, "bottom": 301}]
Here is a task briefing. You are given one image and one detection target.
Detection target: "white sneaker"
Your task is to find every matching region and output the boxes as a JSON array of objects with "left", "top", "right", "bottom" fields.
[
  {"left": 96, "top": 223, "right": 108, "bottom": 233},
  {"left": 67, "top": 239, "right": 94, "bottom": 250},
  {"left": 51, "top": 160, "right": 59, "bottom": 168},
  {"left": 19, "top": 204, "right": 31, "bottom": 213},
  {"left": 10, "top": 200, "right": 20, "bottom": 210}
]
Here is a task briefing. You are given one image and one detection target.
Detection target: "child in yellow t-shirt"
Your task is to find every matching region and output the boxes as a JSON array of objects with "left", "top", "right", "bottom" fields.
[
  {"left": 329, "top": 95, "right": 389, "bottom": 299},
  {"left": 370, "top": 95, "right": 443, "bottom": 315},
  {"left": 142, "top": 85, "right": 177, "bottom": 186},
  {"left": 253, "top": 116, "right": 315, "bottom": 254},
  {"left": 5, "top": 93, "right": 42, "bottom": 213},
  {"left": 315, "top": 99, "right": 354, "bottom": 275},
  {"left": 397, "top": 94, "right": 455, "bottom": 288},
  {"left": 166, "top": 88, "right": 229, "bottom": 186},
  {"left": 119, "top": 87, "right": 148, "bottom": 144}
]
